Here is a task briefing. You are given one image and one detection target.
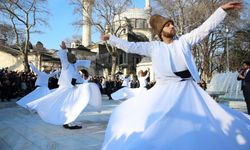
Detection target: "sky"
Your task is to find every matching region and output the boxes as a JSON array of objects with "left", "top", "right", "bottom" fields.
[
  {"left": 29, "top": 0, "right": 250, "bottom": 50},
  {"left": 30, "top": 0, "right": 145, "bottom": 50}
]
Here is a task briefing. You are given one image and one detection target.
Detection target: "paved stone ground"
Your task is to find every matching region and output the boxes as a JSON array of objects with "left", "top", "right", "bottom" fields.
[
  {"left": 0, "top": 96, "right": 247, "bottom": 150},
  {"left": 0, "top": 95, "right": 121, "bottom": 150}
]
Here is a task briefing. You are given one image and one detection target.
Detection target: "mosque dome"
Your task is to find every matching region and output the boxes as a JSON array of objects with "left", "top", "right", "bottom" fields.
[
  {"left": 113, "top": 8, "right": 151, "bottom": 32},
  {"left": 114, "top": 8, "right": 150, "bottom": 21}
]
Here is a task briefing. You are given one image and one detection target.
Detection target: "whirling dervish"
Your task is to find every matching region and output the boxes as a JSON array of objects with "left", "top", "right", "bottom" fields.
[
  {"left": 27, "top": 41, "right": 102, "bottom": 129},
  {"left": 16, "top": 63, "right": 58, "bottom": 108},
  {"left": 102, "top": 2, "right": 250, "bottom": 150},
  {"left": 111, "top": 70, "right": 149, "bottom": 100}
]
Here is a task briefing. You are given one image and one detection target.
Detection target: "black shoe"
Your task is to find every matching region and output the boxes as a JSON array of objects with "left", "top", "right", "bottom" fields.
[{"left": 63, "top": 124, "right": 82, "bottom": 129}]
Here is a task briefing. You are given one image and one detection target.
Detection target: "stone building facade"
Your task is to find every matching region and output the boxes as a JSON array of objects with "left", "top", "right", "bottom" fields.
[{"left": 79, "top": 0, "right": 154, "bottom": 78}]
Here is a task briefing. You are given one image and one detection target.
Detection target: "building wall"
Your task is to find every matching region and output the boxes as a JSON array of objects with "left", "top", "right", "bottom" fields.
[
  {"left": 0, "top": 51, "right": 24, "bottom": 71},
  {"left": 0, "top": 51, "right": 55, "bottom": 71}
]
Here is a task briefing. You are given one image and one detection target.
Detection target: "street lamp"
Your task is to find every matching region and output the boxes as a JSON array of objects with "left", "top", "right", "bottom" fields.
[{"left": 225, "top": 27, "right": 229, "bottom": 71}]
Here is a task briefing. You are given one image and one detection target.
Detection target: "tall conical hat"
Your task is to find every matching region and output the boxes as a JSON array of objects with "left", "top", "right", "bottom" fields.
[{"left": 149, "top": 14, "right": 174, "bottom": 37}]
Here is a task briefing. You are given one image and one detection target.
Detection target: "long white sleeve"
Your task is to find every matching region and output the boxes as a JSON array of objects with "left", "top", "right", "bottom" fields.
[
  {"left": 108, "top": 35, "right": 154, "bottom": 57},
  {"left": 182, "top": 7, "right": 227, "bottom": 45},
  {"left": 75, "top": 60, "right": 91, "bottom": 68},
  {"left": 48, "top": 70, "right": 59, "bottom": 78},
  {"left": 57, "top": 49, "right": 69, "bottom": 69},
  {"left": 29, "top": 63, "right": 40, "bottom": 75}
]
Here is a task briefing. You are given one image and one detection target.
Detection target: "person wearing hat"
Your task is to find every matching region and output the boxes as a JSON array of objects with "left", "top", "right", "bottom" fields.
[
  {"left": 16, "top": 63, "right": 58, "bottom": 108},
  {"left": 26, "top": 41, "right": 102, "bottom": 130},
  {"left": 101, "top": 2, "right": 250, "bottom": 150}
]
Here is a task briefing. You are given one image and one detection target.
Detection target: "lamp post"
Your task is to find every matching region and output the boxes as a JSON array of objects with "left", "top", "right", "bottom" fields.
[{"left": 225, "top": 27, "right": 229, "bottom": 71}]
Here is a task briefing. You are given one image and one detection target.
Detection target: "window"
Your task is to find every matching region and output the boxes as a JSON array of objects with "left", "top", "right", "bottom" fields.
[
  {"left": 136, "top": 19, "right": 144, "bottom": 28},
  {"left": 129, "top": 19, "right": 136, "bottom": 28},
  {"left": 119, "top": 54, "right": 123, "bottom": 64}
]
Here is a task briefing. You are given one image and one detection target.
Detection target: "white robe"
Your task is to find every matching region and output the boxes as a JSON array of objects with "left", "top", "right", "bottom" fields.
[
  {"left": 27, "top": 49, "right": 102, "bottom": 125},
  {"left": 111, "top": 73, "right": 148, "bottom": 100},
  {"left": 102, "top": 7, "right": 250, "bottom": 150},
  {"left": 121, "top": 76, "right": 131, "bottom": 87},
  {"left": 16, "top": 63, "right": 58, "bottom": 108}
]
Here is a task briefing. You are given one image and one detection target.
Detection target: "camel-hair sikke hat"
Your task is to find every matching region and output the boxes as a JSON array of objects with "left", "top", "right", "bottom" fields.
[
  {"left": 67, "top": 52, "right": 77, "bottom": 64},
  {"left": 149, "top": 14, "right": 174, "bottom": 37}
]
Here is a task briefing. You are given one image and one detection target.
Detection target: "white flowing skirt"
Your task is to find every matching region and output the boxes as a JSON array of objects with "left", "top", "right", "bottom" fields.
[
  {"left": 27, "top": 83, "right": 102, "bottom": 125},
  {"left": 102, "top": 79, "right": 250, "bottom": 150},
  {"left": 111, "top": 87, "right": 147, "bottom": 100},
  {"left": 16, "top": 86, "right": 51, "bottom": 108}
]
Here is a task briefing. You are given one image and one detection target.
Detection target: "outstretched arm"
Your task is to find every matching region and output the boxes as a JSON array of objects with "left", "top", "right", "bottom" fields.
[
  {"left": 57, "top": 41, "right": 69, "bottom": 69},
  {"left": 183, "top": 2, "right": 242, "bottom": 45},
  {"left": 102, "top": 34, "right": 153, "bottom": 57},
  {"left": 48, "top": 70, "right": 60, "bottom": 77},
  {"left": 29, "top": 62, "right": 40, "bottom": 75},
  {"left": 75, "top": 60, "right": 91, "bottom": 68}
]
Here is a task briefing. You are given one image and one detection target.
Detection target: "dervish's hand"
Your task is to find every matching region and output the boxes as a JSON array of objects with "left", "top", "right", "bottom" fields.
[
  {"left": 60, "top": 41, "right": 67, "bottom": 50},
  {"left": 221, "top": 2, "right": 242, "bottom": 11},
  {"left": 102, "top": 34, "right": 110, "bottom": 41}
]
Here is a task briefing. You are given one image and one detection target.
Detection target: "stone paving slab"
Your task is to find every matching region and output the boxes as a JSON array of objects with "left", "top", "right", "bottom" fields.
[{"left": 219, "top": 100, "right": 248, "bottom": 113}]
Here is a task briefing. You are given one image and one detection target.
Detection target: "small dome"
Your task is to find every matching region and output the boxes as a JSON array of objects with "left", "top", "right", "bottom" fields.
[
  {"left": 114, "top": 8, "right": 150, "bottom": 21},
  {"left": 113, "top": 8, "right": 151, "bottom": 30}
]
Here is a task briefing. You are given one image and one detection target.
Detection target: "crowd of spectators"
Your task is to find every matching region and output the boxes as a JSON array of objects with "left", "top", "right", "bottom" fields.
[
  {"left": 0, "top": 67, "right": 36, "bottom": 102},
  {"left": 90, "top": 74, "right": 156, "bottom": 100},
  {"left": 0, "top": 67, "right": 156, "bottom": 102}
]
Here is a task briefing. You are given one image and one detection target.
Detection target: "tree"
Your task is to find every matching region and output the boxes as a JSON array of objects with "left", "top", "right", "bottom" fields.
[
  {"left": 0, "top": 23, "right": 16, "bottom": 45},
  {"left": 228, "top": 3, "right": 250, "bottom": 71},
  {"left": 230, "top": 29, "right": 250, "bottom": 70},
  {"left": 70, "top": 0, "right": 132, "bottom": 79},
  {"left": 0, "top": 0, "right": 49, "bottom": 72}
]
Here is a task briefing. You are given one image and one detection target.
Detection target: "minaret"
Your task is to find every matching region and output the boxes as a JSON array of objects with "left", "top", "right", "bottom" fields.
[
  {"left": 82, "top": 0, "right": 94, "bottom": 47},
  {"left": 145, "top": 0, "right": 151, "bottom": 12}
]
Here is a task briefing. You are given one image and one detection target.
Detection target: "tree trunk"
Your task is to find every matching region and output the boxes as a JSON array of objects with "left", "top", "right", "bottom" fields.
[
  {"left": 203, "top": 54, "right": 210, "bottom": 82},
  {"left": 23, "top": 52, "right": 30, "bottom": 72},
  {"left": 202, "top": 38, "right": 210, "bottom": 82},
  {"left": 111, "top": 55, "right": 117, "bottom": 80},
  {"left": 23, "top": 27, "right": 31, "bottom": 72}
]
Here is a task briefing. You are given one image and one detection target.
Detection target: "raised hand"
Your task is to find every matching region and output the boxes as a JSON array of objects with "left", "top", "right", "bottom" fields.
[
  {"left": 101, "top": 34, "right": 110, "bottom": 41},
  {"left": 60, "top": 41, "right": 67, "bottom": 50},
  {"left": 221, "top": 2, "right": 242, "bottom": 11}
]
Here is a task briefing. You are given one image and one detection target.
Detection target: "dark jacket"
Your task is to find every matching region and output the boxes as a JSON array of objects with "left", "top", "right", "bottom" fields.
[{"left": 237, "top": 69, "right": 250, "bottom": 90}]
